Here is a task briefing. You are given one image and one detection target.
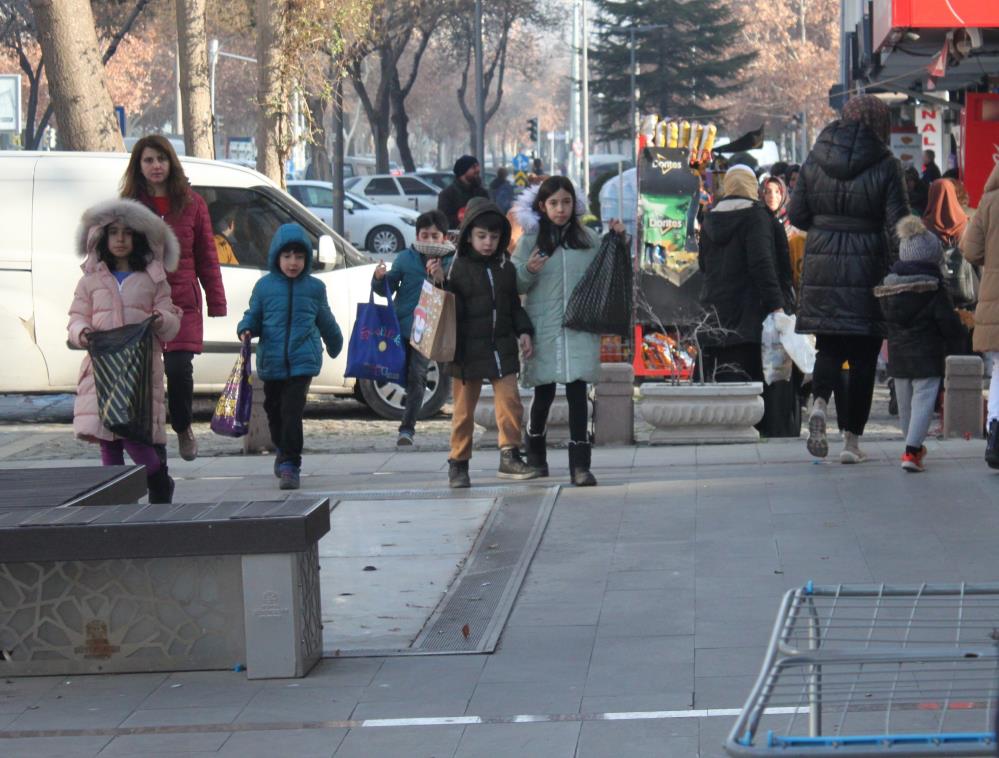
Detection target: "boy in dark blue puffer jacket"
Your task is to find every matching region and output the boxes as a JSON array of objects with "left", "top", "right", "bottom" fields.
[{"left": 238, "top": 224, "right": 343, "bottom": 489}]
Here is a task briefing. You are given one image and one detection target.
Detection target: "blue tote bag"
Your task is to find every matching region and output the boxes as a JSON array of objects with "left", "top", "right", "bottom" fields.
[{"left": 345, "top": 280, "right": 406, "bottom": 383}]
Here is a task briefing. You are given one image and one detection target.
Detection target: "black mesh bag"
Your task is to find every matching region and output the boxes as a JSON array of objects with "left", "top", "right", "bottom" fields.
[
  {"left": 562, "top": 232, "right": 633, "bottom": 336},
  {"left": 88, "top": 317, "right": 155, "bottom": 445}
]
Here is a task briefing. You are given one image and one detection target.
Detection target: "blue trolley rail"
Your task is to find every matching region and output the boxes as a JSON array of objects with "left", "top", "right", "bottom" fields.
[{"left": 725, "top": 582, "right": 999, "bottom": 756}]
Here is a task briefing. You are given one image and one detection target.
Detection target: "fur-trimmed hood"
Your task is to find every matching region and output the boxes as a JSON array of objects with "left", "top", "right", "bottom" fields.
[
  {"left": 510, "top": 182, "right": 588, "bottom": 235},
  {"left": 873, "top": 273, "right": 940, "bottom": 298},
  {"left": 76, "top": 198, "right": 180, "bottom": 276}
]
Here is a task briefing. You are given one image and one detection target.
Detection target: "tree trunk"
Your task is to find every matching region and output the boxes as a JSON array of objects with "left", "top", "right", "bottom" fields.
[
  {"left": 389, "top": 74, "right": 416, "bottom": 172},
  {"left": 29, "top": 0, "right": 123, "bottom": 152},
  {"left": 331, "top": 74, "right": 346, "bottom": 237},
  {"left": 305, "top": 94, "right": 331, "bottom": 180},
  {"left": 175, "top": 0, "right": 214, "bottom": 158},
  {"left": 255, "top": 0, "right": 286, "bottom": 184}
]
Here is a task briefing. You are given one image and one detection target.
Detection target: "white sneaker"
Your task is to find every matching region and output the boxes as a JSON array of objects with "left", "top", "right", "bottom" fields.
[
  {"left": 806, "top": 398, "right": 828, "bottom": 458},
  {"left": 840, "top": 431, "right": 867, "bottom": 464}
]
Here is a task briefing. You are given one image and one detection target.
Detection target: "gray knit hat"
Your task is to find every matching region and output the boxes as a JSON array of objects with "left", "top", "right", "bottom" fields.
[{"left": 896, "top": 215, "right": 942, "bottom": 264}]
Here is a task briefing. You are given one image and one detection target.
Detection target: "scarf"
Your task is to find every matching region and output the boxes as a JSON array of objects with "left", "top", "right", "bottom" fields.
[{"left": 922, "top": 178, "right": 968, "bottom": 247}]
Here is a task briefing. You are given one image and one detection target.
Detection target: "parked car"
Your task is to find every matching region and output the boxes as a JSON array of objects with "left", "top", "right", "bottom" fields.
[
  {"left": 287, "top": 181, "right": 417, "bottom": 256},
  {"left": 0, "top": 152, "right": 450, "bottom": 422},
  {"left": 344, "top": 174, "right": 440, "bottom": 212}
]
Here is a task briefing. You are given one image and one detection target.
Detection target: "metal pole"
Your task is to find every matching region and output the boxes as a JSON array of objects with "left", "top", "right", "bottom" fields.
[
  {"left": 474, "top": 0, "right": 486, "bottom": 160},
  {"left": 581, "top": 0, "right": 591, "bottom": 202},
  {"left": 174, "top": 41, "right": 183, "bottom": 136},
  {"left": 630, "top": 29, "right": 637, "bottom": 167},
  {"left": 209, "top": 39, "right": 219, "bottom": 121},
  {"left": 332, "top": 72, "right": 346, "bottom": 236},
  {"left": 569, "top": 0, "right": 580, "bottom": 187}
]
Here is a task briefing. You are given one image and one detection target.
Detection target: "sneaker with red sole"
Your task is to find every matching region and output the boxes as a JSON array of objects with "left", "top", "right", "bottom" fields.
[{"left": 901, "top": 447, "right": 927, "bottom": 473}]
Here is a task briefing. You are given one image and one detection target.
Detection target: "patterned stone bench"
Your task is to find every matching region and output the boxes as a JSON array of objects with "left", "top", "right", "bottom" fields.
[{"left": 0, "top": 498, "right": 330, "bottom": 680}]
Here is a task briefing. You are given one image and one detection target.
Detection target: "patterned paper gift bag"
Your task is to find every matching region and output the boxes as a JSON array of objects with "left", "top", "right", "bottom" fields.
[
  {"left": 210, "top": 335, "right": 253, "bottom": 437},
  {"left": 410, "top": 279, "right": 456, "bottom": 362}
]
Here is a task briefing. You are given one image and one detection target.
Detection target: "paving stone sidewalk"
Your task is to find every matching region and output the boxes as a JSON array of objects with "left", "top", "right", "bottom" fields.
[{"left": 1, "top": 436, "right": 995, "bottom": 757}]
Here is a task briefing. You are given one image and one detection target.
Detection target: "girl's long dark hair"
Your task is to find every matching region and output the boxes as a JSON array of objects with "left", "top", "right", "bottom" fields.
[
  {"left": 534, "top": 176, "right": 589, "bottom": 255},
  {"left": 97, "top": 225, "right": 151, "bottom": 272},
  {"left": 120, "top": 135, "right": 191, "bottom": 213}
]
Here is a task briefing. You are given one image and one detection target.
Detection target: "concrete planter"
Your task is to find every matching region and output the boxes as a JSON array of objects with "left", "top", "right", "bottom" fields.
[
  {"left": 475, "top": 384, "right": 590, "bottom": 447},
  {"left": 638, "top": 382, "right": 764, "bottom": 444}
]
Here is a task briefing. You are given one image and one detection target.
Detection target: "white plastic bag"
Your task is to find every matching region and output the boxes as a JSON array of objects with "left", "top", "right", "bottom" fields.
[
  {"left": 761, "top": 313, "right": 792, "bottom": 384},
  {"left": 772, "top": 312, "right": 816, "bottom": 374}
]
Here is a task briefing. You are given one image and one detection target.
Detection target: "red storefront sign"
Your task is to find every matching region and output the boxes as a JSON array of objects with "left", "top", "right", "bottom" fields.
[
  {"left": 961, "top": 93, "right": 999, "bottom": 209},
  {"left": 874, "top": 0, "right": 999, "bottom": 51}
]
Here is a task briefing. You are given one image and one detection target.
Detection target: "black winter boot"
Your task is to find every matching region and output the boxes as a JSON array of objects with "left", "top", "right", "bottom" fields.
[
  {"left": 497, "top": 447, "right": 540, "bottom": 480},
  {"left": 525, "top": 432, "right": 549, "bottom": 477},
  {"left": 147, "top": 467, "right": 175, "bottom": 504},
  {"left": 987, "top": 420, "right": 999, "bottom": 470},
  {"left": 448, "top": 459, "right": 471, "bottom": 489},
  {"left": 568, "top": 442, "right": 597, "bottom": 487}
]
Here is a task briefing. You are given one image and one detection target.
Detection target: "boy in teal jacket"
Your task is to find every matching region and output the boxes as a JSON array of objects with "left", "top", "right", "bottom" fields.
[
  {"left": 372, "top": 209, "right": 454, "bottom": 446},
  {"left": 238, "top": 223, "right": 343, "bottom": 489}
]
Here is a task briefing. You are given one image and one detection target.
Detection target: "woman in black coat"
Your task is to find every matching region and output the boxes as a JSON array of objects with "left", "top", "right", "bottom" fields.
[
  {"left": 789, "top": 94, "right": 910, "bottom": 463},
  {"left": 698, "top": 165, "right": 785, "bottom": 383}
]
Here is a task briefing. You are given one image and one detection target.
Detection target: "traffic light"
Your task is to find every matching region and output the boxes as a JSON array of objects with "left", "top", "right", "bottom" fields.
[{"left": 527, "top": 117, "right": 538, "bottom": 143}]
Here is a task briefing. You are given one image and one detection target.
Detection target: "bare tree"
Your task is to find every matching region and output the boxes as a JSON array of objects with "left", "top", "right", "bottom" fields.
[
  {"left": 29, "top": 0, "right": 123, "bottom": 150},
  {"left": 2, "top": 0, "right": 151, "bottom": 149},
  {"left": 175, "top": 0, "right": 213, "bottom": 158}
]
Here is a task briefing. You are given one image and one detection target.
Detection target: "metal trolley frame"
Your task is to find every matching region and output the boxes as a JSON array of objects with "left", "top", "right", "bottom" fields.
[{"left": 725, "top": 582, "right": 999, "bottom": 756}]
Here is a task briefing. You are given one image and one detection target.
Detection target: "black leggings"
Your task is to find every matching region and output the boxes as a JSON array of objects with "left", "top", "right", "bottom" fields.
[
  {"left": 164, "top": 351, "right": 195, "bottom": 433},
  {"left": 529, "top": 381, "right": 589, "bottom": 442},
  {"left": 811, "top": 335, "right": 882, "bottom": 436}
]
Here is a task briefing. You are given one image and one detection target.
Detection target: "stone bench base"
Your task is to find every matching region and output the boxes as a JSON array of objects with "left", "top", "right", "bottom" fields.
[
  {"left": 638, "top": 382, "right": 764, "bottom": 444},
  {"left": 0, "top": 546, "right": 322, "bottom": 680}
]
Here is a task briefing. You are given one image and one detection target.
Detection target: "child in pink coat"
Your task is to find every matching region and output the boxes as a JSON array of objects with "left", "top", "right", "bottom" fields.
[{"left": 68, "top": 199, "right": 182, "bottom": 503}]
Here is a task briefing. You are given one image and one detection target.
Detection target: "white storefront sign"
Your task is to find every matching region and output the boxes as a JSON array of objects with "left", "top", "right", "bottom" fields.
[
  {"left": 915, "top": 105, "right": 943, "bottom": 164},
  {"left": 0, "top": 75, "right": 21, "bottom": 133}
]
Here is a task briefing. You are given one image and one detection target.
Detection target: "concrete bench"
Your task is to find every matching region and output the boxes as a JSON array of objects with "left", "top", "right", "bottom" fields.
[
  {"left": 0, "top": 465, "right": 146, "bottom": 513},
  {"left": 0, "top": 498, "right": 330, "bottom": 680}
]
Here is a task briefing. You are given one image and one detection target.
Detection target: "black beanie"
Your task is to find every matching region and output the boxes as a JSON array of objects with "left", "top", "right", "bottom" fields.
[{"left": 453, "top": 155, "right": 479, "bottom": 177}]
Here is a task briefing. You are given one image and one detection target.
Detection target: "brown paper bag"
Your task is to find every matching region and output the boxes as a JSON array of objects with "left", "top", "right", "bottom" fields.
[{"left": 410, "top": 279, "right": 456, "bottom": 362}]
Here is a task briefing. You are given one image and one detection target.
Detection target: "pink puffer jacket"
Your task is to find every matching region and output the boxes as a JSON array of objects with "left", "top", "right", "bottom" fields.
[
  {"left": 68, "top": 199, "right": 182, "bottom": 445},
  {"left": 139, "top": 190, "right": 227, "bottom": 353}
]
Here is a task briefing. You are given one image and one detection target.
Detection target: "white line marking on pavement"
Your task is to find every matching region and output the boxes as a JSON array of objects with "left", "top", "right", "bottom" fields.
[{"left": 361, "top": 716, "right": 483, "bottom": 727}]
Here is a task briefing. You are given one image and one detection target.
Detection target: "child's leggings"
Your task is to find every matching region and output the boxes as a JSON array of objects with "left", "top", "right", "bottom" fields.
[
  {"left": 894, "top": 377, "right": 940, "bottom": 450},
  {"left": 100, "top": 439, "right": 161, "bottom": 474}
]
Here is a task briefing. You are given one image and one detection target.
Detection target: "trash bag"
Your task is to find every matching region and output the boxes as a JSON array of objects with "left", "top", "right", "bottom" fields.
[
  {"left": 562, "top": 231, "right": 633, "bottom": 337},
  {"left": 211, "top": 335, "right": 253, "bottom": 437},
  {"left": 761, "top": 312, "right": 792, "bottom": 384},
  {"left": 345, "top": 279, "right": 406, "bottom": 382},
  {"left": 88, "top": 317, "right": 155, "bottom": 445}
]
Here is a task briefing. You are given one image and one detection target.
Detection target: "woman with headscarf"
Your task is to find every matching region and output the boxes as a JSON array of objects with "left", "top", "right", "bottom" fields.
[
  {"left": 698, "top": 165, "right": 785, "bottom": 385},
  {"left": 789, "top": 94, "right": 910, "bottom": 464},
  {"left": 923, "top": 178, "right": 968, "bottom": 249}
]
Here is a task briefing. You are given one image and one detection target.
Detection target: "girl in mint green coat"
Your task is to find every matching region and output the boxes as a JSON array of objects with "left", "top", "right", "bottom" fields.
[{"left": 512, "top": 176, "right": 626, "bottom": 486}]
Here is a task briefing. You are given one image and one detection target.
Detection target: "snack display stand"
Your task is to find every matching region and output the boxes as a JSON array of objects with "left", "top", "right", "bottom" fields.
[{"left": 630, "top": 115, "right": 717, "bottom": 380}]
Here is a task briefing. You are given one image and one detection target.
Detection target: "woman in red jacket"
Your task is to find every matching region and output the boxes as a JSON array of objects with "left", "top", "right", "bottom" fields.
[{"left": 120, "top": 135, "right": 227, "bottom": 461}]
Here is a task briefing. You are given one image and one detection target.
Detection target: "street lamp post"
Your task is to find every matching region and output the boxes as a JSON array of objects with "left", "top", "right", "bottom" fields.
[{"left": 473, "top": 0, "right": 486, "bottom": 160}]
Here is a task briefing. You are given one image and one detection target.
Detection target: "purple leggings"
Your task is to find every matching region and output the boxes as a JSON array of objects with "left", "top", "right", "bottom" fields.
[{"left": 100, "top": 439, "right": 161, "bottom": 474}]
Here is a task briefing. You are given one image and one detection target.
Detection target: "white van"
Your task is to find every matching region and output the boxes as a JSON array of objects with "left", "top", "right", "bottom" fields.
[{"left": 0, "top": 152, "right": 449, "bottom": 420}]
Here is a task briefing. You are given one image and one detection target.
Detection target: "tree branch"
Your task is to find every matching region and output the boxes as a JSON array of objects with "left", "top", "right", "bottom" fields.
[{"left": 101, "top": 0, "right": 151, "bottom": 64}]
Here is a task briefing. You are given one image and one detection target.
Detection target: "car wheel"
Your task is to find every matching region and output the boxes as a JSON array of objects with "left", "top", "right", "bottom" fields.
[
  {"left": 357, "top": 360, "right": 451, "bottom": 421},
  {"left": 366, "top": 226, "right": 405, "bottom": 256}
]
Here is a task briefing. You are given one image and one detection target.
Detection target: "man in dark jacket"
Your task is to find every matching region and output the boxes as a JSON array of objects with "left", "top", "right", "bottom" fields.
[
  {"left": 699, "top": 164, "right": 785, "bottom": 384},
  {"left": 789, "top": 94, "right": 910, "bottom": 464},
  {"left": 438, "top": 155, "right": 489, "bottom": 229},
  {"left": 445, "top": 198, "right": 537, "bottom": 487},
  {"left": 874, "top": 216, "right": 965, "bottom": 472}
]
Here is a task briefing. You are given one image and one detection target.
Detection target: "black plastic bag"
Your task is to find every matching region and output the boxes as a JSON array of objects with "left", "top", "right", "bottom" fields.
[
  {"left": 562, "top": 232, "right": 633, "bottom": 336},
  {"left": 88, "top": 317, "right": 155, "bottom": 445}
]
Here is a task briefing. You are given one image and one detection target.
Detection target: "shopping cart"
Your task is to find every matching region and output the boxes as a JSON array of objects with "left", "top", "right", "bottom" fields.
[{"left": 725, "top": 582, "right": 999, "bottom": 756}]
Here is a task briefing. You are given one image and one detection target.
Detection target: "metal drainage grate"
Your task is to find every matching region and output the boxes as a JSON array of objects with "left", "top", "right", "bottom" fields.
[{"left": 324, "top": 486, "right": 558, "bottom": 657}]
